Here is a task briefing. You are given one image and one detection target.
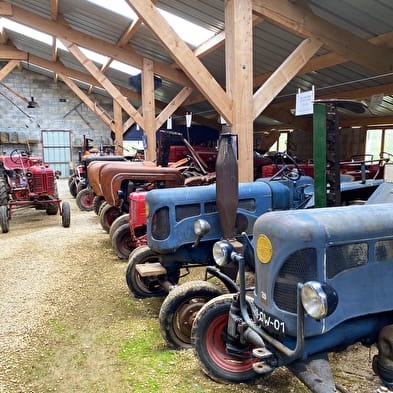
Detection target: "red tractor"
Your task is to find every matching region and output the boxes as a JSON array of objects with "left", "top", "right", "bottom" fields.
[{"left": 0, "top": 149, "right": 71, "bottom": 233}]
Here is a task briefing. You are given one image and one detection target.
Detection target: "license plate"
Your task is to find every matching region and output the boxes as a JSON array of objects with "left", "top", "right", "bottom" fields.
[{"left": 257, "top": 310, "right": 286, "bottom": 334}]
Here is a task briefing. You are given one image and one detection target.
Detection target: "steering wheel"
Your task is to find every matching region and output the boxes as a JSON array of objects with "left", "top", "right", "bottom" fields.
[
  {"left": 10, "top": 149, "right": 27, "bottom": 165},
  {"left": 272, "top": 152, "right": 301, "bottom": 181}
]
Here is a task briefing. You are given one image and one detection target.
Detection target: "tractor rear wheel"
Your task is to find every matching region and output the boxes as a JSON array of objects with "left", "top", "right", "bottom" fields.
[
  {"left": 99, "top": 204, "right": 122, "bottom": 233},
  {"left": 62, "top": 202, "right": 71, "bottom": 228},
  {"left": 76, "top": 188, "right": 95, "bottom": 211},
  {"left": 126, "top": 245, "right": 179, "bottom": 298},
  {"left": 159, "top": 280, "right": 224, "bottom": 349},
  {"left": 0, "top": 205, "right": 9, "bottom": 233}
]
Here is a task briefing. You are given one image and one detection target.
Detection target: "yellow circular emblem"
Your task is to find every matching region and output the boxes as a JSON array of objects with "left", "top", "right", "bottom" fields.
[{"left": 256, "top": 235, "right": 272, "bottom": 263}]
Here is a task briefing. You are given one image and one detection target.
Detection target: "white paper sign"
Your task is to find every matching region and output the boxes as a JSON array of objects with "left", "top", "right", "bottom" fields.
[{"left": 295, "top": 89, "right": 315, "bottom": 116}]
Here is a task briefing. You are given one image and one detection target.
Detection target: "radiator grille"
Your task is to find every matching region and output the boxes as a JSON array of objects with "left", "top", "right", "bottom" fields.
[
  {"left": 273, "top": 248, "right": 317, "bottom": 313},
  {"left": 32, "top": 172, "right": 55, "bottom": 194},
  {"left": 326, "top": 243, "right": 368, "bottom": 278}
]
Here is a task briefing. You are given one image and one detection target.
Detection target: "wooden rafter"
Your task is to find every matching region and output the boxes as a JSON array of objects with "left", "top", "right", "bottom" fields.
[
  {"left": 125, "top": 0, "right": 233, "bottom": 124},
  {"left": 57, "top": 72, "right": 114, "bottom": 130},
  {"left": 0, "top": 59, "right": 20, "bottom": 81},
  {"left": 253, "top": 37, "right": 322, "bottom": 119},
  {"left": 155, "top": 87, "right": 193, "bottom": 130},
  {"left": 252, "top": 0, "right": 393, "bottom": 74},
  {"left": 86, "top": 0, "right": 158, "bottom": 95},
  {"left": 1, "top": 3, "right": 193, "bottom": 88},
  {"left": 185, "top": 31, "right": 393, "bottom": 108},
  {"left": 61, "top": 39, "right": 145, "bottom": 129}
]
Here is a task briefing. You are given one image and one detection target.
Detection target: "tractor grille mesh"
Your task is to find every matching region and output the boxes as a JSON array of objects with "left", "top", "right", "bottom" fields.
[
  {"left": 32, "top": 172, "right": 55, "bottom": 194},
  {"left": 273, "top": 248, "right": 317, "bottom": 313},
  {"left": 326, "top": 243, "right": 368, "bottom": 278}
]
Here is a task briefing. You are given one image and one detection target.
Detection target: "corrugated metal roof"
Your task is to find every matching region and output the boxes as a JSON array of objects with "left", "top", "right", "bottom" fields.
[{"left": 2, "top": 0, "right": 393, "bottom": 125}]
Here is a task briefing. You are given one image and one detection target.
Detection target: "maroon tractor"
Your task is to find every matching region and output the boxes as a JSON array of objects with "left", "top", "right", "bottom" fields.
[{"left": 0, "top": 149, "right": 70, "bottom": 233}]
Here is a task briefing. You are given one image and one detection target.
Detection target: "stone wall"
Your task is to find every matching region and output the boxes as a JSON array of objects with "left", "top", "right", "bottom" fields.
[{"left": 0, "top": 65, "right": 114, "bottom": 161}]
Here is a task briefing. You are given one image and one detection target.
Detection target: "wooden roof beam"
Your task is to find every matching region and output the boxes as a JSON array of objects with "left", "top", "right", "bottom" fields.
[
  {"left": 0, "top": 59, "right": 20, "bottom": 80},
  {"left": 61, "top": 39, "right": 145, "bottom": 129},
  {"left": 252, "top": 0, "right": 393, "bottom": 74},
  {"left": 125, "top": 0, "right": 233, "bottom": 124},
  {"left": 87, "top": 0, "right": 158, "bottom": 95},
  {"left": 58, "top": 72, "right": 114, "bottom": 130},
  {"left": 253, "top": 37, "right": 322, "bottom": 119},
  {"left": 0, "top": 3, "right": 193, "bottom": 87},
  {"left": 185, "top": 31, "right": 393, "bottom": 107}
]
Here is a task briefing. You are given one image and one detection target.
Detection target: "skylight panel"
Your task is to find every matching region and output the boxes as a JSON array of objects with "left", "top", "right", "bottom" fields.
[
  {"left": 85, "top": 0, "right": 215, "bottom": 46},
  {"left": 79, "top": 47, "right": 109, "bottom": 65},
  {"left": 159, "top": 9, "right": 214, "bottom": 47},
  {"left": 1, "top": 18, "right": 53, "bottom": 45},
  {"left": 110, "top": 60, "right": 140, "bottom": 76},
  {"left": 85, "top": 0, "right": 137, "bottom": 19}
]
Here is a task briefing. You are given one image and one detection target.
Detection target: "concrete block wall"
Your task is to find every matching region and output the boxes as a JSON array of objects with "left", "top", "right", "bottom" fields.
[{"left": 0, "top": 66, "right": 114, "bottom": 162}]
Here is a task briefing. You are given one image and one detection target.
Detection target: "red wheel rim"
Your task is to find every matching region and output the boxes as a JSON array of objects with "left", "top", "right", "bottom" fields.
[
  {"left": 205, "top": 314, "right": 256, "bottom": 373},
  {"left": 82, "top": 193, "right": 94, "bottom": 207}
]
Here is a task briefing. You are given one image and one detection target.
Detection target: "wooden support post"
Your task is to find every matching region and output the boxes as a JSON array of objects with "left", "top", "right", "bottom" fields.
[
  {"left": 225, "top": 0, "right": 254, "bottom": 183},
  {"left": 142, "top": 58, "right": 156, "bottom": 161},
  {"left": 313, "top": 103, "right": 327, "bottom": 208},
  {"left": 114, "top": 100, "right": 123, "bottom": 156}
]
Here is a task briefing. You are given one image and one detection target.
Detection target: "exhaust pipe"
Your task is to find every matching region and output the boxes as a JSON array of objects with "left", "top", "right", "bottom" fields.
[{"left": 215, "top": 133, "right": 238, "bottom": 240}]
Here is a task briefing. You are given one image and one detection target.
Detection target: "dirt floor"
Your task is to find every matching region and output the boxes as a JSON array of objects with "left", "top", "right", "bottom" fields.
[{"left": 0, "top": 179, "right": 392, "bottom": 393}]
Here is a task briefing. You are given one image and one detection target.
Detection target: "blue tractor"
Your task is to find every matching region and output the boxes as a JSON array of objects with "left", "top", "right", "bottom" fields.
[
  {"left": 125, "top": 133, "right": 384, "bottom": 350},
  {"left": 190, "top": 136, "right": 393, "bottom": 392}
]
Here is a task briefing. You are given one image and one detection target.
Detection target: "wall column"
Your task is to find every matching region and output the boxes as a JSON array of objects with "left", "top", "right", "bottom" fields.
[
  {"left": 225, "top": 0, "right": 254, "bottom": 182},
  {"left": 142, "top": 58, "right": 156, "bottom": 161}
]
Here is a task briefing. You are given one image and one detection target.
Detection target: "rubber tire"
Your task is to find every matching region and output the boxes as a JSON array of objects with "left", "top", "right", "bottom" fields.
[
  {"left": 76, "top": 180, "right": 86, "bottom": 194},
  {"left": 0, "top": 178, "right": 8, "bottom": 206},
  {"left": 76, "top": 188, "right": 95, "bottom": 211},
  {"left": 159, "top": 280, "right": 224, "bottom": 350},
  {"left": 62, "top": 201, "right": 71, "bottom": 228},
  {"left": 68, "top": 179, "right": 78, "bottom": 198},
  {"left": 93, "top": 195, "right": 105, "bottom": 215},
  {"left": 125, "top": 245, "right": 179, "bottom": 298},
  {"left": 99, "top": 204, "right": 122, "bottom": 233},
  {"left": 0, "top": 205, "right": 9, "bottom": 233},
  {"left": 45, "top": 198, "right": 59, "bottom": 215},
  {"left": 109, "top": 214, "right": 129, "bottom": 241},
  {"left": 97, "top": 201, "right": 108, "bottom": 217},
  {"left": 191, "top": 294, "right": 260, "bottom": 384},
  {"left": 111, "top": 223, "right": 132, "bottom": 259}
]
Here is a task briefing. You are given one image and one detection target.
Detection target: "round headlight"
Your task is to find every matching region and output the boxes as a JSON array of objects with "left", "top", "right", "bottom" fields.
[
  {"left": 194, "top": 219, "right": 211, "bottom": 237},
  {"left": 213, "top": 241, "right": 234, "bottom": 266},
  {"left": 301, "top": 281, "right": 338, "bottom": 321}
]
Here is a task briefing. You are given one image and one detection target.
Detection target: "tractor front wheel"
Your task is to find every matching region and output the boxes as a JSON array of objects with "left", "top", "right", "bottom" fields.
[
  {"left": 62, "top": 202, "right": 71, "bottom": 228},
  {"left": 99, "top": 204, "right": 122, "bottom": 233},
  {"left": 159, "top": 280, "right": 224, "bottom": 349},
  {"left": 126, "top": 245, "right": 179, "bottom": 298},
  {"left": 0, "top": 205, "right": 9, "bottom": 233},
  {"left": 76, "top": 188, "right": 95, "bottom": 211},
  {"left": 191, "top": 294, "right": 261, "bottom": 384},
  {"left": 93, "top": 195, "right": 105, "bottom": 215},
  {"left": 109, "top": 214, "right": 128, "bottom": 241},
  {"left": 0, "top": 178, "right": 8, "bottom": 206},
  {"left": 111, "top": 223, "right": 132, "bottom": 259}
]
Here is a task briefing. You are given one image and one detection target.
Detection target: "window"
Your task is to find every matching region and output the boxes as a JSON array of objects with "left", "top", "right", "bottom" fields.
[
  {"left": 365, "top": 129, "right": 393, "bottom": 159},
  {"left": 269, "top": 132, "right": 289, "bottom": 153}
]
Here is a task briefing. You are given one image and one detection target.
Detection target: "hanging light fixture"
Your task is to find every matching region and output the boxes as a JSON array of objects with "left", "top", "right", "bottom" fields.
[{"left": 26, "top": 53, "right": 39, "bottom": 109}]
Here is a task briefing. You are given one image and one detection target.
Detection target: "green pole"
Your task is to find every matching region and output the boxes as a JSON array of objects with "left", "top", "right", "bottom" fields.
[{"left": 313, "top": 103, "right": 326, "bottom": 208}]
